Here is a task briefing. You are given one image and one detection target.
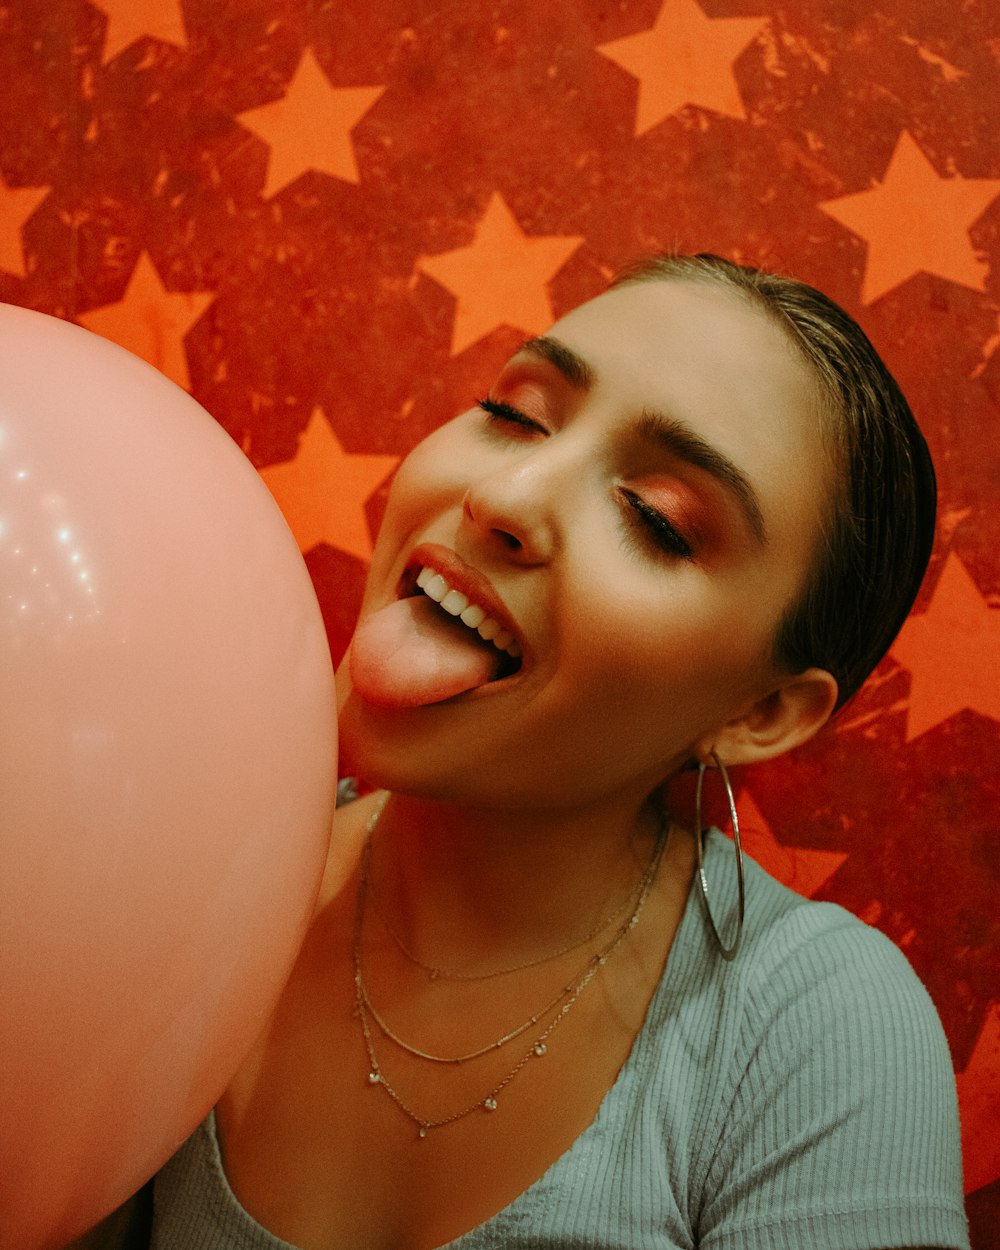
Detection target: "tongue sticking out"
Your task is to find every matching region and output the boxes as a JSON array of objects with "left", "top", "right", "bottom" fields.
[{"left": 348, "top": 595, "right": 504, "bottom": 708}]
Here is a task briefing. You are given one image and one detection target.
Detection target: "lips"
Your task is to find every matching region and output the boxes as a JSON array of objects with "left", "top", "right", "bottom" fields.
[{"left": 401, "top": 542, "right": 526, "bottom": 668}]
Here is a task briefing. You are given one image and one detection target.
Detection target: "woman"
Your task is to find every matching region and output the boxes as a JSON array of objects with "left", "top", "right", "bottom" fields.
[{"left": 146, "top": 255, "right": 967, "bottom": 1248}]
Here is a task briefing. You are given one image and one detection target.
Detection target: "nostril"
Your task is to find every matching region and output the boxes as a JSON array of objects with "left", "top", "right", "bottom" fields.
[{"left": 463, "top": 486, "right": 553, "bottom": 564}]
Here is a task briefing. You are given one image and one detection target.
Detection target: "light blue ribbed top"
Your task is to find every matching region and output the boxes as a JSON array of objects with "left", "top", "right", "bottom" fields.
[{"left": 153, "top": 830, "right": 970, "bottom": 1249}]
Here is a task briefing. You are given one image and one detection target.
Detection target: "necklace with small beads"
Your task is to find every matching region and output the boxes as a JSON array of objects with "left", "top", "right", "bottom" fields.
[{"left": 353, "top": 793, "right": 668, "bottom": 1139}]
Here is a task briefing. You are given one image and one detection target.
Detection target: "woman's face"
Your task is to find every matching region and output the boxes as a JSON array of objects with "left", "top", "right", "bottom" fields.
[{"left": 338, "top": 279, "right": 834, "bottom": 810}]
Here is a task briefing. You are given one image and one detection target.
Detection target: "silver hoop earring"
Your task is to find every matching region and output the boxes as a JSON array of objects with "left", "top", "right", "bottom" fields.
[{"left": 695, "top": 751, "right": 745, "bottom": 961}]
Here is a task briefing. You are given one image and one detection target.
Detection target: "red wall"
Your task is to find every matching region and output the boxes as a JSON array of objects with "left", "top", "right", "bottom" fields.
[{"left": 2, "top": 1, "right": 997, "bottom": 1241}]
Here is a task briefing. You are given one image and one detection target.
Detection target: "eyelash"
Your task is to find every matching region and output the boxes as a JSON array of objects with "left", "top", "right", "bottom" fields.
[
  {"left": 476, "top": 395, "right": 546, "bottom": 434},
  {"left": 475, "top": 396, "right": 695, "bottom": 561},
  {"left": 619, "top": 488, "right": 694, "bottom": 560}
]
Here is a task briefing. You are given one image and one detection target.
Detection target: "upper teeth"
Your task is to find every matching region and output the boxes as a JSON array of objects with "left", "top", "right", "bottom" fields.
[{"left": 416, "top": 566, "right": 521, "bottom": 658}]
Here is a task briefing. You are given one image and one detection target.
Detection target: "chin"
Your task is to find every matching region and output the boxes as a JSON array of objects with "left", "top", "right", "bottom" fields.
[{"left": 334, "top": 682, "right": 447, "bottom": 797}]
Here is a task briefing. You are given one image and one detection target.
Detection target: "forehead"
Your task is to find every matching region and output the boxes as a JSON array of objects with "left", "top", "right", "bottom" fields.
[
  {"left": 548, "top": 279, "right": 816, "bottom": 428},
  {"left": 557, "top": 276, "right": 824, "bottom": 445}
]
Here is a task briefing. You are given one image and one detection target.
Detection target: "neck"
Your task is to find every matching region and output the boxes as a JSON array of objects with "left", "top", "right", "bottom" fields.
[{"left": 364, "top": 791, "right": 667, "bottom": 971}]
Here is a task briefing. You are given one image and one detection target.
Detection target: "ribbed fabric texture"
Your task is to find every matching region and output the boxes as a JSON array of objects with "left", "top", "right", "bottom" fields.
[{"left": 152, "top": 830, "right": 970, "bottom": 1249}]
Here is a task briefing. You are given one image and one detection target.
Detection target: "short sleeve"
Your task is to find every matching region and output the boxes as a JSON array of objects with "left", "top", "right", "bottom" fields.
[{"left": 696, "top": 905, "right": 969, "bottom": 1250}]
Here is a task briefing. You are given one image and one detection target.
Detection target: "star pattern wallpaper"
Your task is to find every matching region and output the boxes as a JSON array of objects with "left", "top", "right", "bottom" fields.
[{"left": 1, "top": 0, "right": 997, "bottom": 1240}]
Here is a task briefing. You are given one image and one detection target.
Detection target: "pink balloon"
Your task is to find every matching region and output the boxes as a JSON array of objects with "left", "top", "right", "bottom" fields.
[{"left": 0, "top": 305, "right": 337, "bottom": 1250}]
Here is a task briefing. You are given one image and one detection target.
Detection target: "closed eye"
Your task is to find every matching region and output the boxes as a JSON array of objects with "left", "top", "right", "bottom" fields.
[
  {"left": 476, "top": 398, "right": 695, "bottom": 559},
  {"left": 619, "top": 487, "right": 694, "bottom": 560},
  {"left": 477, "top": 396, "right": 548, "bottom": 436}
]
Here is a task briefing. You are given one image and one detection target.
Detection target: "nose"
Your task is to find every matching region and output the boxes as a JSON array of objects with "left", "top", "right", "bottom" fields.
[{"left": 461, "top": 450, "right": 567, "bottom": 566}]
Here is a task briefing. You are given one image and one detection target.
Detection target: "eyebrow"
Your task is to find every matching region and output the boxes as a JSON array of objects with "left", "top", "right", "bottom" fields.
[
  {"left": 636, "top": 410, "right": 767, "bottom": 545},
  {"left": 518, "top": 336, "right": 767, "bottom": 545},
  {"left": 520, "top": 336, "right": 596, "bottom": 390}
]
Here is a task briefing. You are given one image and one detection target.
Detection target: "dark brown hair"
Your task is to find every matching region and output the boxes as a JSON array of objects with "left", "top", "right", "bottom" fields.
[{"left": 613, "top": 253, "right": 936, "bottom": 709}]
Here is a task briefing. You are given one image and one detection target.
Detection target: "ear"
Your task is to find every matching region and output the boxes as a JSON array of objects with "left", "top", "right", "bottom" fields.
[{"left": 694, "top": 667, "right": 839, "bottom": 768}]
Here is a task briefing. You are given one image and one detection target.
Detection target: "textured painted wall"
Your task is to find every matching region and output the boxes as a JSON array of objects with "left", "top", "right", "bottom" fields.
[{"left": 1, "top": 0, "right": 997, "bottom": 1241}]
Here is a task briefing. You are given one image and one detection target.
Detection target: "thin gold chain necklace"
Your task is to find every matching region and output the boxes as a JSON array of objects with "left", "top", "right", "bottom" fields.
[
  {"left": 352, "top": 794, "right": 668, "bottom": 1138},
  {"left": 367, "top": 836, "right": 653, "bottom": 982}
]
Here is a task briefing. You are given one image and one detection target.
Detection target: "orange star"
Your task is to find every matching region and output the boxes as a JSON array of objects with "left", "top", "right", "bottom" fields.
[
  {"left": 417, "top": 194, "right": 583, "bottom": 355},
  {"left": 258, "top": 408, "right": 399, "bottom": 562},
  {"left": 0, "top": 178, "right": 49, "bottom": 276},
  {"left": 891, "top": 552, "right": 1000, "bottom": 741},
  {"left": 597, "top": 0, "right": 767, "bottom": 135},
  {"left": 237, "top": 49, "right": 384, "bottom": 198},
  {"left": 819, "top": 131, "right": 1000, "bottom": 304},
  {"left": 91, "top": 0, "right": 187, "bottom": 62},
  {"left": 956, "top": 1002, "right": 1000, "bottom": 1193},
  {"left": 736, "top": 789, "right": 847, "bottom": 898},
  {"left": 77, "top": 252, "right": 213, "bottom": 391}
]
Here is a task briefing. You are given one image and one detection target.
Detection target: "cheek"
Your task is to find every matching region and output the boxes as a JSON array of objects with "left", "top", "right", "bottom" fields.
[
  {"left": 555, "top": 593, "right": 773, "bottom": 731},
  {"left": 367, "top": 430, "right": 469, "bottom": 564},
  {"left": 377, "top": 416, "right": 497, "bottom": 530},
  {"left": 388, "top": 431, "right": 465, "bottom": 510}
]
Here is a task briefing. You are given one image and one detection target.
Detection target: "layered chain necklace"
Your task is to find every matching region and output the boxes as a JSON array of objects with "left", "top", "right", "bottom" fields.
[
  {"left": 367, "top": 839, "right": 652, "bottom": 983},
  {"left": 352, "top": 794, "right": 668, "bottom": 1139}
]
